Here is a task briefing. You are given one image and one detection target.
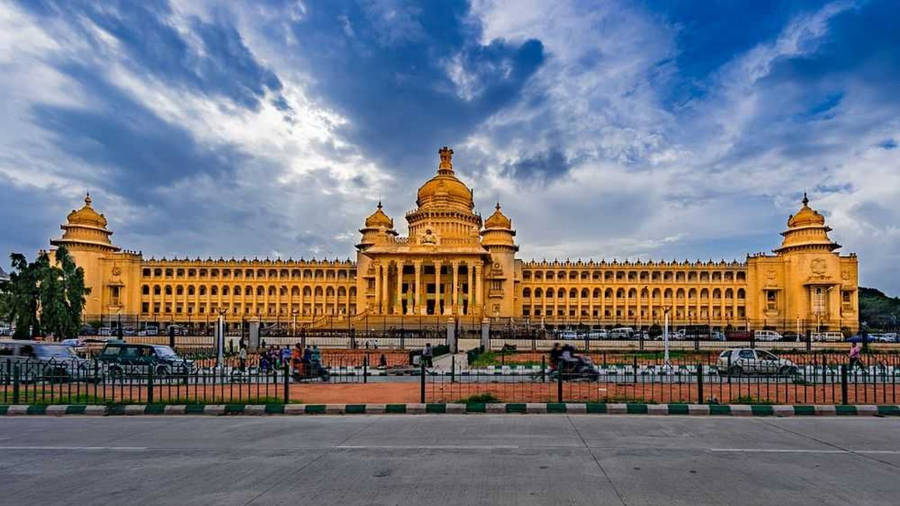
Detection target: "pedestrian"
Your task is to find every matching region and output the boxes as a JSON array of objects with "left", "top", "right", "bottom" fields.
[
  {"left": 422, "top": 343, "right": 433, "bottom": 368},
  {"left": 281, "top": 345, "right": 292, "bottom": 368},
  {"left": 549, "top": 343, "right": 561, "bottom": 370},
  {"left": 849, "top": 342, "right": 862, "bottom": 370},
  {"left": 379, "top": 353, "right": 387, "bottom": 368},
  {"left": 239, "top": 346, "right": 247, "bottom": 372}
]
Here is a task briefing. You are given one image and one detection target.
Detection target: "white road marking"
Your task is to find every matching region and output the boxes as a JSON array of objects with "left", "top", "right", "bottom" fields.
[
  {"left": 336, "top": 445, "right": 520, "bottom": 450},
  {"left": 710, "top": 448, "right": 900, "bottom": 454},
  {"left": 0, "top": 446, "right": 148, "bottom": 451}
]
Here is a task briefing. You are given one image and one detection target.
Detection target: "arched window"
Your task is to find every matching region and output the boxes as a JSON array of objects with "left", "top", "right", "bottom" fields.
[
  {"left": 592, "top": 288, "right": 601, "bottom": 298},
  {"left": 268, "top": 286, "right": 276, "bottom": 296},
  {"left": 176, "top": 285, "right": 184, "bottom": 296},
  {"left": 326, "top": 287, "right": 335, "bottom": 296},
  {"left": 142, "top": 285, "right": 150, "bottom": 295},
  {"left": 256, "top": 286, "right": 264, "bottom": 296},
  {"left": 605, "top": 288, "right": 614, "bottom": 298},
  {"left": 569, "top": 288, "right": 577, "bottom": 298},
  {"left": 580, "top": 288, "right": 589, "bottom": 298},
  {"left": 291, "top": 286, "right": 300, "bottom": 296},
  {"left": 165, "top": 285, "right": 172, "bottom": 295},
  {"left": 616, "top": 288, "right": 625, "bottom": 298},
  {"left": 303, "top": 286, "right": 312, "bottom": 296},
  {"left": 534, "top": 288, "right": 543, "bottom": 298},
  {"left": 222, "top": 286, "right": 229, "bottom": 296},
  {"left": 210, "top": 286, "right": 218, "bottom": 296},
  {"left": 737, "top": 288, "right": 746, "bottom": 299},
  {"left": 199, "top": 285, "right": 207, "bottom": 296},
  {"left": 628, "top": 288, "right": 637, "bottom": 298},
  {"left": 664, "top": 288, "right": 673, "bottom": 298},
  {"left": 557, "top": 288, "right": 565, "bottom": 298},
  {"left": 234, "top": 286, "right": 242, "bottom": 296},
  {"left": 523, "top": 288, "right": 532, "bottom": 297},
  {"left": 713, "top": 288, "right": 722, "bottom": 299},
  {"left": 314, "top": 286, "right": 324, "bottom": 296},
  {"left": 337, "top": 286, "right": 346, "bottom": 297}
]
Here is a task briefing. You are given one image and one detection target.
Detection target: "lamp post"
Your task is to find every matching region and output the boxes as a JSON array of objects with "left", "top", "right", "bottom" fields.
[
  {"left": 216, "top": 307, "right": 227, "bottom": 370},
  {"left": 663, "top": 306, "right": 672, "bottom": 368}
]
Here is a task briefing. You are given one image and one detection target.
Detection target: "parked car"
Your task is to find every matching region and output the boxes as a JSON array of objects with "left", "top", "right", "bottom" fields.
[
  {"left": 753, "top": 330, "right": 783, "bottom": 342},
  {"left": 139, "top": 326, "right": 159, "bottom": 336},
  {"left": 587, "top": 329, "right": 608, "bottom": 340},
  {"left": 557, "top": 331, "right": 578, "bottom": 340},
  {"left": 98, "top": 327, "right": 113, "bottom": 336},
  {"left": 609, "top": 327, "right": 634, "bottom": 339},
  {"left": 710, "top": 331, "right": 726, "bottom": 341},
  {"left": 0, "top": 339, "right": 96, "bottom": 382},
  {"left": 97, "top": 341, "right": 194, "bottom": 378},
  {"left": 717, "top": 348, "right": 798, "bottom": 376},
  {"left": 725, "top": 330, "right": 753, "bottom": 341},
  {"left": 811, "top": 331, "right": 843, "bottom": 342}
]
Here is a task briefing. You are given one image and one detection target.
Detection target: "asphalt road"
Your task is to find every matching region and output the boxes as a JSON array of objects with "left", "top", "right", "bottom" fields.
[{"left": 1, "top": 416, "right": 899, "bottom": 505}]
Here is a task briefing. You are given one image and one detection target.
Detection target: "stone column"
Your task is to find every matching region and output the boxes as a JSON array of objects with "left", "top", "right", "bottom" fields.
[
  {"left": 395, "top": 261, "right": 403, "bottom": 315},
  {"left": 452, "top": 260, "right": 459, "bottom": 315},
  {"left": 374, "top": 263, "right": 382, "bottom": 315},
  {"left": 415, "top": 261, "right": 424, "bottom": 315},
  {"left": 467, "top": 263, "right": 474, "bottom": 316},
  {"left": 474, "top": 264, "right": 482, "bottom": 315},
  {"left": 382, "top": 262, "right": 390, "bottom": 316},
  {"left": 434, "top": 260, "right": 442, "bottom": 316}
]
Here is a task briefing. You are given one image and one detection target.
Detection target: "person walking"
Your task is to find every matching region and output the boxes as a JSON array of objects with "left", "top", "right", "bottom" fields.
[
  {"left": 849, "top": 342, "right": 862, "bottom": 370},
  {"left": 549, "top": 343, "right": 561, "bottom": 370},
  {"left": 238, "top": 345, "right": 248, "bottom": 373},
  {"left": 422, "top": 343, "right": 433, "bottom": 368}
]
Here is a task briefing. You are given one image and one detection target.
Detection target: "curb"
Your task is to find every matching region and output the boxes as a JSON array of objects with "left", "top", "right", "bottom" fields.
[{"left": 1, "top": 403, "right": 899, "bottom": 417}]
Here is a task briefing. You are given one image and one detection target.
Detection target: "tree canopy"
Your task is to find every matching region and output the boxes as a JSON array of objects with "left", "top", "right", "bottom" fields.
[{"left": 0, "top": 247, "right": 89, "bottom": 340}]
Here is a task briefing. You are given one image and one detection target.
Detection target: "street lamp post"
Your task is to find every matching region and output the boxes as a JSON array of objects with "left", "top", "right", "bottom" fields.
[{"left": 663, "top": 306, "right": 672, "bottom": 368}]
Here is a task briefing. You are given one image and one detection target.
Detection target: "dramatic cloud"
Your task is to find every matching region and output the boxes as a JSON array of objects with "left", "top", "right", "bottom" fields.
[{"left": 1, "top": 0, "right": 898, "bottom": 293}]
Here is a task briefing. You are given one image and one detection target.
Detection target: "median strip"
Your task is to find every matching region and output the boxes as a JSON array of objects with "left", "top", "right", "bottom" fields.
[{"left": 0, "top": 403, "right": 897, "bottom": 416}]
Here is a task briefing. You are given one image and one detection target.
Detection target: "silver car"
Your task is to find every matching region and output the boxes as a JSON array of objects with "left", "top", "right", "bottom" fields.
[
  {"left": 0, "top": 340, "right": 97, "bottom": 382},
  {"left": 717, "top": 348, "right": 798, "bottom": 376}
]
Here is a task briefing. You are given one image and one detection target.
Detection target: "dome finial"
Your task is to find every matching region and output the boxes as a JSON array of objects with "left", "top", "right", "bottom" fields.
[
  {"left": 85, "top": 192, "right": 92, "bottom": 206},
  {"left": 438, "top": 146, "right": 454, "bottom": 173},
  {"left": 802, "top": 192, "right": 809, "bottom": 207},
  {"left": 377, "top": 200, "right": 382, "bottom": 209},
  {"left": 495, "top": 201, "right": 501, "bottom": 211}
]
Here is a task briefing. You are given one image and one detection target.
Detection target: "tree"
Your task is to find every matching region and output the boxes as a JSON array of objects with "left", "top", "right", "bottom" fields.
[{"left": 2, "top": 247, "right": 89, "bottom": 340}]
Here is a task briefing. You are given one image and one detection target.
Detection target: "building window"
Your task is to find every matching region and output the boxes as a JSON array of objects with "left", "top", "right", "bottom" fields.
[
  {"left": 491, "top": 280, "right": 502, "bottom": 291},
  {"left": 766, "top": 290, "right": 777, "bottom": 310}
]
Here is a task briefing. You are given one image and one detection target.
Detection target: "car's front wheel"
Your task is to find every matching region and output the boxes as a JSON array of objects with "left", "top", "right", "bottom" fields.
[
  {"left": 779, "top": 365, "right": 796, "bottom": 376},
  {"left": 728, "top": 365, "right": 743, "bottom": 376}
]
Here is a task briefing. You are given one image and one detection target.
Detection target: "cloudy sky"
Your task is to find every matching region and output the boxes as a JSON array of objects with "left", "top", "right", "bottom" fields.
[{"left": 1, "top": 0, "right": 899, "bottom": 293}]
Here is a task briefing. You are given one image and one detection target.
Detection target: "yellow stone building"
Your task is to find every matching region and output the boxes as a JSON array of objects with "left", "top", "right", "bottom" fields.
[{"left": 50, "top": 147, "right": 859, "bottom": 333}]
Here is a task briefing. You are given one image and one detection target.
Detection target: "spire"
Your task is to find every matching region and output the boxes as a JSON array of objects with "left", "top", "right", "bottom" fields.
[
  {"left": 85, "top": 192, "right": 92, "bottom": 206},
  {"left": 438, "top": 146, "right": 454, "bottom": 174},
  {"left": 802, "top": 192, "right": 809, "bottom": 207},
  {"left": 377, "top": 200, "right": 382, "bottom": 209},
  {"left": 495, "top": 201, "right": 501, "bottom": 211}
]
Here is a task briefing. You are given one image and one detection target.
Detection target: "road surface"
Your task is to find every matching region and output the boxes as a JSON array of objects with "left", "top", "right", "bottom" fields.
[{"left": 1, "top": 415, "right": 898, "bottom": 505}]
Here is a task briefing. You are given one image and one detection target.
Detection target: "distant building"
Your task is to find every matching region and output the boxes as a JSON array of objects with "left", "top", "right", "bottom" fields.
[{"left": 49, "top": 148, "right": 859, "bottom": 333}]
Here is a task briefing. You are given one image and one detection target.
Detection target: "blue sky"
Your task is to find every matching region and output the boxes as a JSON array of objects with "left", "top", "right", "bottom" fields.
[{"left": 1, "top": 0, "right": 899, "bottom": 294}]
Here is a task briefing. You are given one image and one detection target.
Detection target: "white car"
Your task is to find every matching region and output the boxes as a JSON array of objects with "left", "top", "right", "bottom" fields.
[
  {"left": 717, "top": 348, "right": 798, "bottom": 376},
  {"left": 609, "top": 327, "right": 634, "bottom": 339},
  {"left": 587, "top": 330, "right": 607, "bottom": 340},
  {"left": 811, "top": 331, "right": 843, "bottom": 342},
  {"left": 558, "top": 331, "right": 578, "bottom": 340},
  {"left": 753, "top": 330, "right": 783, "bottom": 342}
]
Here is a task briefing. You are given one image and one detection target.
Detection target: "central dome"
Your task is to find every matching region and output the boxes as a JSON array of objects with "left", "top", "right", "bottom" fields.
[{"left": 416, "top": 147, "right": 474, "bottom": 211}]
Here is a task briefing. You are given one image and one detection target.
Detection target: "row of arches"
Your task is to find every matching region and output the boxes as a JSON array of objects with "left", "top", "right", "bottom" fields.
[
  {"left": 142, "top": 284, "right": 358, "bottom": 298},
  {"left": 522, "top": 270, "right": 747, "bottom": 282},
  {"left": 522, "top": 287, "right": 746, "bottom": 299},
  {"left": 142, "top": 267, "right": 356, "bottom": 280}
]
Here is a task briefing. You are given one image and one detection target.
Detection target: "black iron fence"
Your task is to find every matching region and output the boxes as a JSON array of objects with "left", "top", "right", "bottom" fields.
[{"left": 425, "top": 350, "right": 900, "bottom": 405}]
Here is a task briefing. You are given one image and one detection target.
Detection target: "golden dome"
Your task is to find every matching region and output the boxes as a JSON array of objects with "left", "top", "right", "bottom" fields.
[
  {"left": 66, "top": 193, "right": 108, "bottom": 228},
  {"left": 484, "top": 202, "right": 512, "bottom": 229},
  {"left": 787, "top": 193, "right": 826, "bottom": 228},
  {"left": 364, "top": 201, "right": 394, "bottom": 229},
  {"left": 416, "top": 147, "right": 474, "bottom": 210}
]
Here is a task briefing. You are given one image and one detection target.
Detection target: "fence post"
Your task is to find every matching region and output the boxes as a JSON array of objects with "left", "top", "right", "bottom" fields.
[
  {"left": 12, "top": 364, "right": 20, "bottom": 405},
  {"left": 633, "top": 355, "right": 638, "bottom": 384},
  {"left": 283, "top": 362, "right": 290, "bottom": 404},
  {"left": 541, "top": 355, "right": 546, "bottom": 383},
  {"left": 840, "top": 364, "right": 848, "bottom": 405},
  {"left": 451, "top": 355, "right": 455, "bottom": 384},
  {"left": 697, "top": 362, "right": 704, "bottom": 404},
  {"left": 420, "top": 360, "right": 426, "bottom": 403},
  {"left": 727, "top": 355, "right": 732, "bottom": 384},
  {"left": 805, "top": 330, "right": 811, "bottom": 352},
  {"left": 557, "top": 363, "right": 563, "bottom": 403},
  {"left": 363, "top": 355, "right": 368, "bottom": 384},
  {"left": 147, "top": 365, "right": 154, "bottom": 404}
]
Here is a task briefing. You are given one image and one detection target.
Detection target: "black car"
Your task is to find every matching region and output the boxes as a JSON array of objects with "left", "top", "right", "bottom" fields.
[{"left": 97, "top": 341, "right": 194, "bottom": 378}]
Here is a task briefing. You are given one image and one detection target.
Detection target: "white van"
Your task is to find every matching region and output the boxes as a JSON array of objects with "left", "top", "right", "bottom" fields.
[
  {"left": 609, "top": 327, "right": 634, "bottom": 339},
  {"left": 811, "top": 331, "right": 843, "bottom": 342},
  {"left": 754, "top": 330, "right": 783, "bottom": 342}
]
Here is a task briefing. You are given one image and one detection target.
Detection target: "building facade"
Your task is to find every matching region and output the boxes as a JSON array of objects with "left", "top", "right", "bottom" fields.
[{"left": 50, "top": 147, "right": 859, "bottom": 333}]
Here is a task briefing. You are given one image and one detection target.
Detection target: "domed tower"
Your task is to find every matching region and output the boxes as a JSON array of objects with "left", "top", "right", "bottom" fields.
[
  {"left": 51, "top": 193, "right": 120, "bottom": 254},
  {"left": 50, "top": 194, "right": 141, "bottom": 318},
  {"left": 356, "top": 201, "right": 397, "bottom": 251},
  {"left": 748, "top": 193, "right": 857, "bottom": 333},
  {"left": 481, "top": 203, "right": 519, "bottom": 317},
  {"left": 406, "top": 147, "right": 482, "bottom": 246}
]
